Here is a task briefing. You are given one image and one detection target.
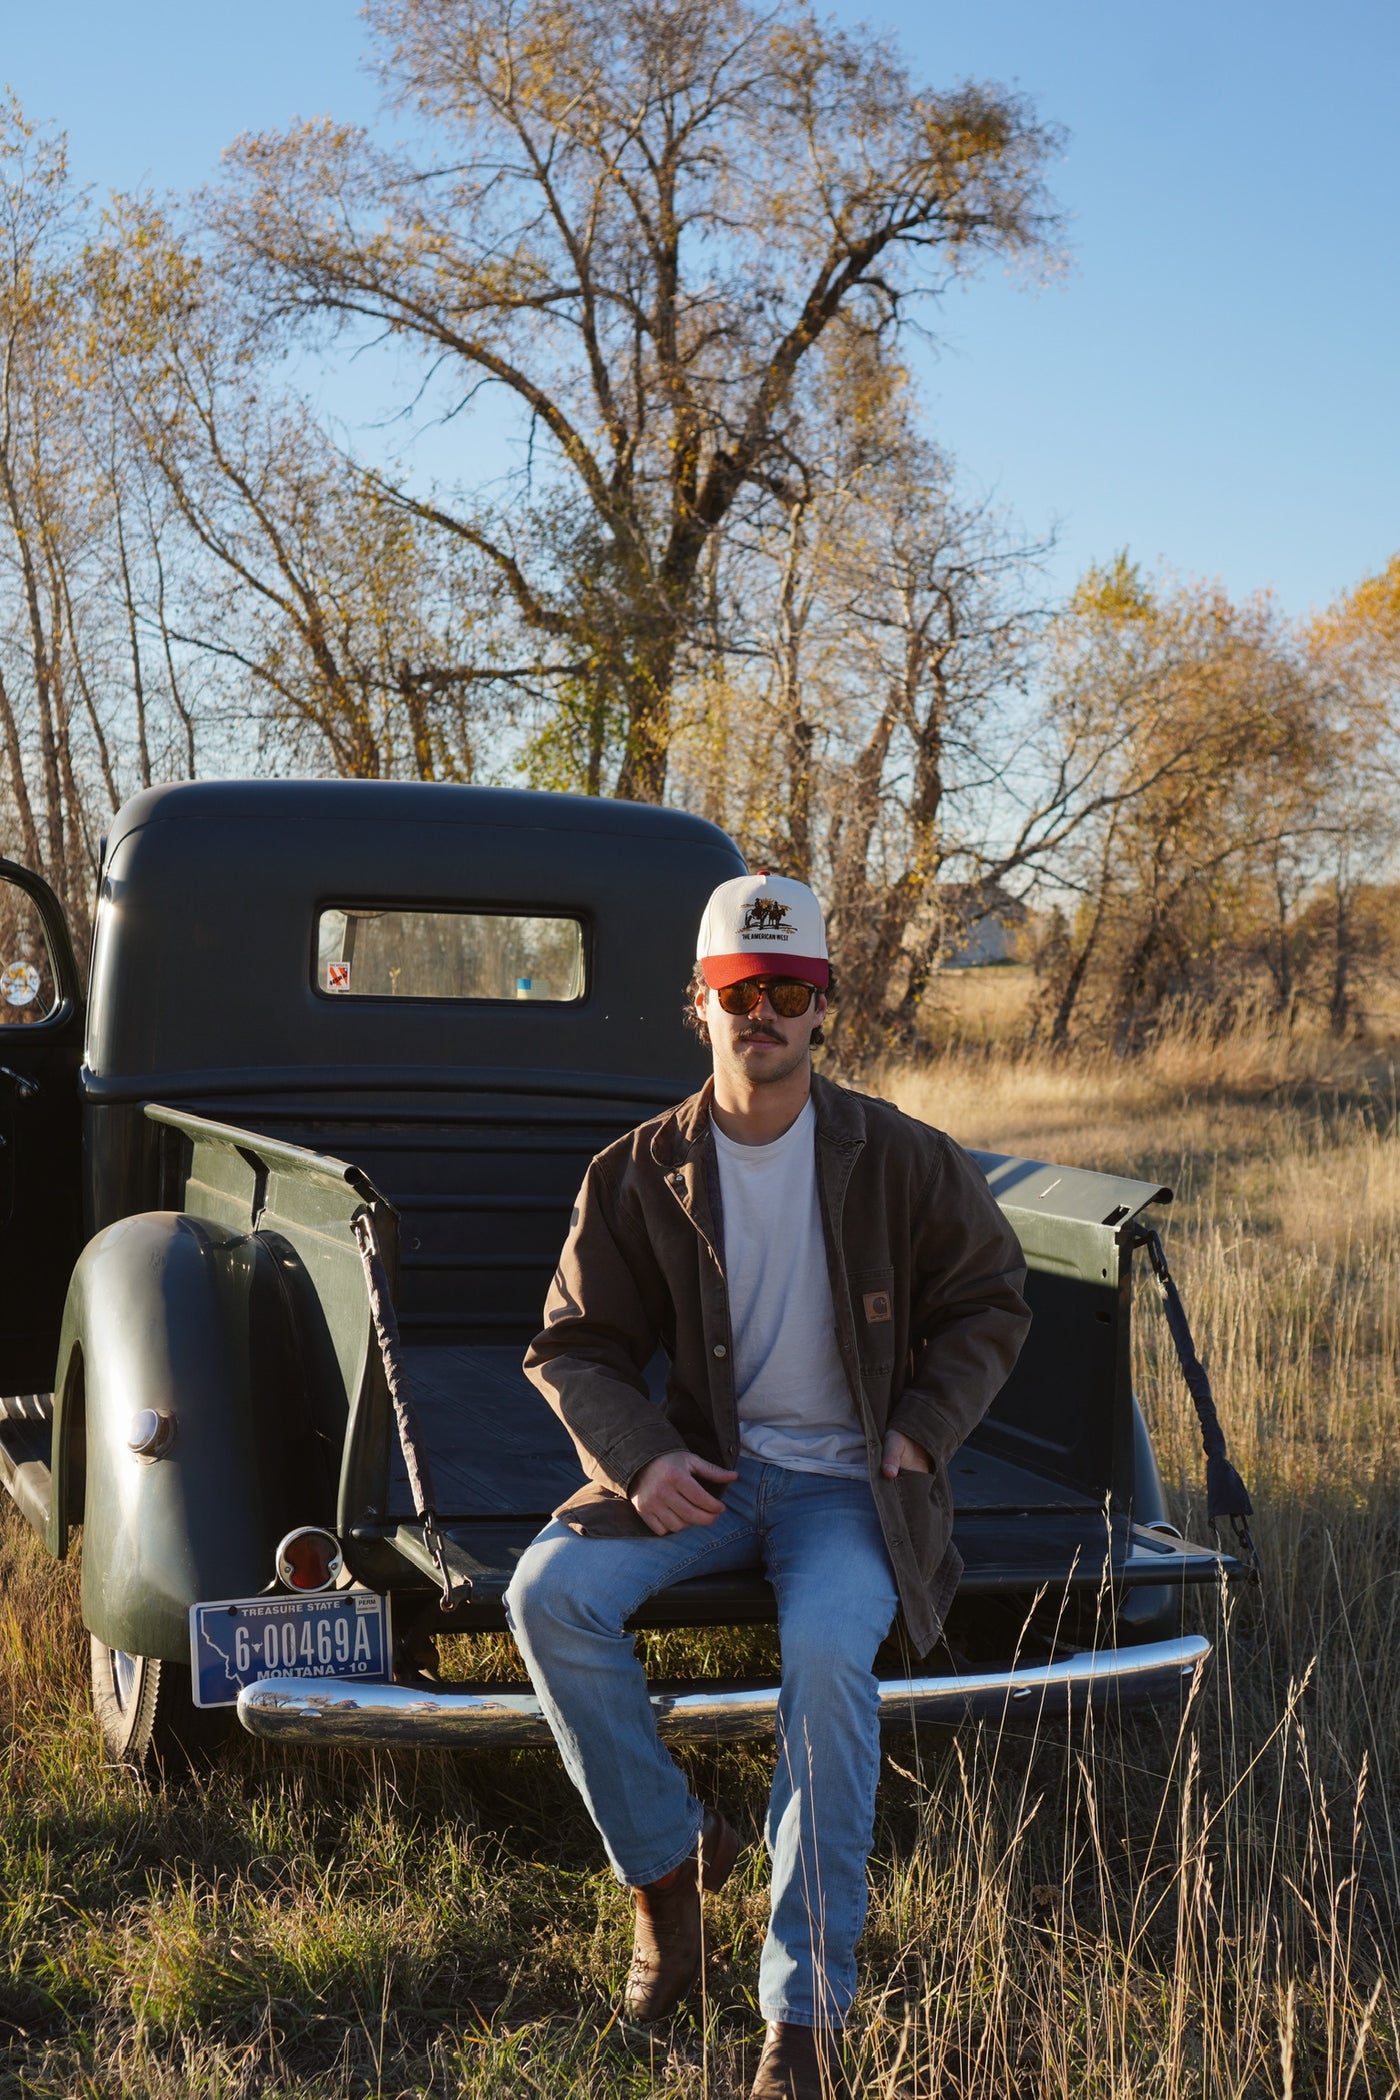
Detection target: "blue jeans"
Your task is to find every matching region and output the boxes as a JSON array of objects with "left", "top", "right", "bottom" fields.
[{"left": 504, "top": 1455, "right": 899, "bottom": 2027}]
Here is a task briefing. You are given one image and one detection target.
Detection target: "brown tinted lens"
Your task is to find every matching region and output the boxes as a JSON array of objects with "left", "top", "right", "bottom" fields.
[{"left": 715, "top": 978, "right": 815, "bottom": 1017}]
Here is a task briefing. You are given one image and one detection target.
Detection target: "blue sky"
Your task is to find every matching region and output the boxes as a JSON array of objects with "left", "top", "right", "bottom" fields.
[{"left": 9, "top": 0, "right": 1396, "bottom": 619}]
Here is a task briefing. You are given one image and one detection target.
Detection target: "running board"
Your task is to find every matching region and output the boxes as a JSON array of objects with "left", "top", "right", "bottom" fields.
[
  {"left": 237, "top": 1635, "right": 1211, "bottom": 1747},
  {"left": 0, "top": 1402, "right": 53, "bottom": 1540}
]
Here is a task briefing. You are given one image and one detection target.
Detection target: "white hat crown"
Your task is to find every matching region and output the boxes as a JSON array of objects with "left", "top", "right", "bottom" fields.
[{"left": 695, "top": 873, "right": 829, "bottom": 988}]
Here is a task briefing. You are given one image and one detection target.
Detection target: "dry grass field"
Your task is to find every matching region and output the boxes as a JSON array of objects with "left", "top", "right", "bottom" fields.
[{"left": 2, "top": 1032, "right": 1398, "bottom": 2097}]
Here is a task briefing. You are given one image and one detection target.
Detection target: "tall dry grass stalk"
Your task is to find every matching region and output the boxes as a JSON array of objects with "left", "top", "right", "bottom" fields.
[
  {"left": 0, "top": 1034, "right": 1396, "bottom": 2094},
  {"left": 871, "top": 1034, "right": 1399, "bottom": 2095}
]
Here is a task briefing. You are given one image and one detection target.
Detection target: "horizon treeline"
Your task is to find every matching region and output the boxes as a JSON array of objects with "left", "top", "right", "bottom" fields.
[{"left": 2, "top": 2, "right": 1397, "bottom": 1058}]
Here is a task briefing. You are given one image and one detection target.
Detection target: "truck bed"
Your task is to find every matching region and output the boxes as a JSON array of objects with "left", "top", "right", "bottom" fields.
[
  {"left": 352, "top": 1342, "right": 1227, "bottom": 1640},
  {"left": 386, "top": 1342, "right": 1110, "bottom": 1526}
]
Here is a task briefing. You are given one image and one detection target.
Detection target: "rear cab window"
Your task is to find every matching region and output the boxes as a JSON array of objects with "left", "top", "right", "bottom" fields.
[{"left": 315, "top": 908, "right": 586, "bottom": 1004}]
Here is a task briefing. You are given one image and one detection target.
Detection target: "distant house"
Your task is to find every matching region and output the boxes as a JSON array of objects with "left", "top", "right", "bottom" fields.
[{"left": 940, "top": 882, "right": 1030, "bottom": 968}]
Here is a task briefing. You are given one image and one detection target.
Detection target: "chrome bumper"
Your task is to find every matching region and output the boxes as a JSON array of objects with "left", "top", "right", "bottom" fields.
[{"left": 236, "top": 1635, "right": 1210, "bottom": 1747}]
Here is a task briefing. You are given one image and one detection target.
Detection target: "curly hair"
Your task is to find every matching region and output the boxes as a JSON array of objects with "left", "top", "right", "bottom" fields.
[{"left": 683, "top": 965, "right": 836, "bottom": 1049}]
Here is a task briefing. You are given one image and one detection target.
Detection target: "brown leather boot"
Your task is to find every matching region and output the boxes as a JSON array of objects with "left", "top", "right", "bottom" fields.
[
  {"left": 622, "top": 1806, "right": 741, "bottom": 2021},
  {"left": 748, "top": 2019, "right": 846, "bottom": 2099}
]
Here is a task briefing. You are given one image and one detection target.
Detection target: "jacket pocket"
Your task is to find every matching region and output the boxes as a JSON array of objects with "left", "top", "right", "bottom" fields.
[
  {"left": 851, "top": 1265, "right": 898, "bottom": 1397},
  {"left": 552, "top": 1482, "right": 653, "bottom": 1539},
  {"left": 891, "top": 1462, "right": 954, "bottom": 1575}
]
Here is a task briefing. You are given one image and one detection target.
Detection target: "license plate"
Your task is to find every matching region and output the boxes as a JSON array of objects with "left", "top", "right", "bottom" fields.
[{"left": 189, "top": 1590, "right": 391, "bottom": 1708}]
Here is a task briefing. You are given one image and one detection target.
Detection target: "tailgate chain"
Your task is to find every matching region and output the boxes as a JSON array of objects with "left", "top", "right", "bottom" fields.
[
  {"left": 1135, "top": 1224, "right": 1260, "bottom": 1575},
  {"left": 352, "top": 1210, "right": 464, "bottom": 1609}
]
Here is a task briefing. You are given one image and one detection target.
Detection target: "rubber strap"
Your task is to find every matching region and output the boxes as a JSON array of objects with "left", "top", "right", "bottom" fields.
[
  {"left": 352, "top": 1210, "right": 463, "bottom": 1608},
  {"left": 1135, "top": 1224, "right": 1259, "bottom": 1573}
]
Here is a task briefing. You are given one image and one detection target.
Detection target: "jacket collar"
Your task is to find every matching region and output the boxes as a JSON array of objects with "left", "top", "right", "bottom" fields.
[
  {"left": 810, "top": 1072, "right": 867, "bottom": 1149},
  {"left": 650, "top": 1069, "right": 866, "bottom": 1171}
]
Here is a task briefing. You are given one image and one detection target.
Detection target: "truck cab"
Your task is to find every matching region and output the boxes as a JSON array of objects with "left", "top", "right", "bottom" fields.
[{"left": 0, "top": 779, "right": 1246, "bottom": 1767}]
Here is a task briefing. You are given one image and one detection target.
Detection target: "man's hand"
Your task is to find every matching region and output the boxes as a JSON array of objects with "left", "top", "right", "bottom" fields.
[
  {"left": 630, "top": 1451, "right": 739, "bottom": 1536},
  {"left": 881, "top": 1429, "right": 932, "bottom": 1479}
]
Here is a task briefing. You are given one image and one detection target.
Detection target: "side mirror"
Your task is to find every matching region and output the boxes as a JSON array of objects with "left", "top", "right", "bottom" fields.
[
  {"left": 0, "top": 880, "right": 60, "bottom": 1027},
  {"left": 0, "top": 861, "right": 82, "bottom": 1029}
]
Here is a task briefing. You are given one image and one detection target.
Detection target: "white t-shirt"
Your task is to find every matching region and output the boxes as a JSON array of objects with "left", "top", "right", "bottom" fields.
[{"left": 710, "top": 1097, "right": 868, "bottom": 1478}]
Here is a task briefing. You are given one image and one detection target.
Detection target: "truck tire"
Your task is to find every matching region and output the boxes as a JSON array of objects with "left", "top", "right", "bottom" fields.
[{"left": 89, "top": 1636, "right": 234, "bottom": 1773}]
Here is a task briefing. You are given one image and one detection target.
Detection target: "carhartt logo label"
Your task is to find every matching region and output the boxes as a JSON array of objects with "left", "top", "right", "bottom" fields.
[
  {"left": 863, "top": 1291, "right": 892, "bottom": 1324},
  {"left": 742, "top": 898, "right": 791, "bottom": 935}
]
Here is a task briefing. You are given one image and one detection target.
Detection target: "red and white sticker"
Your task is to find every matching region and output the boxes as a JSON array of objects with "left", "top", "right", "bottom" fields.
[{"left": 327, "top": 962, "right": 350, "bottom": 991}]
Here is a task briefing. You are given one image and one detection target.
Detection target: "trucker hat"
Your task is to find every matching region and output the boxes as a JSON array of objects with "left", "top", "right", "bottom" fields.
[{"left": 696, "top": 873, "right": 830, "bottom": 990}]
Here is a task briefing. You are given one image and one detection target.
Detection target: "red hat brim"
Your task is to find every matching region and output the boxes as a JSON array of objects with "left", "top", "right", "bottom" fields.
[{"left": 700, "top": 953, "right": 830, "bottom": 990}]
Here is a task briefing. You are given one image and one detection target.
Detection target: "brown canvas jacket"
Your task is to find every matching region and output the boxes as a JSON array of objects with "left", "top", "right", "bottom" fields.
[{"left": 523, "top": 1072, "right": 1031, "bottom": 1656}]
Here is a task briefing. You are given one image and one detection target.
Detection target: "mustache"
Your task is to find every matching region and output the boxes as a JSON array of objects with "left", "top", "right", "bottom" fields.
[{"left": 737, "top": 1023, "right": 787, "bottom": 1045}]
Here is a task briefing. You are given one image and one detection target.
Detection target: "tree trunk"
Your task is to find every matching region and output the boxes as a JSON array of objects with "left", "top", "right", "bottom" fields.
[
  {"left": 0, "top": 666, "right": 41, "bottom": 870},
  {"left": 0, "top": 442, "right": 66, "bottom": 884},
  {"left": 114, "top": 491, "right": 153, "bottom": 788},
  {"left": 1259, "top": 855, "right": 1298, "bottom": 1028},
  {"left": 396, "top": 665, "right": 436, "bottom": 781},
  {"left": 1329, "top": 879, "right": 1355, "bottom": 1039},
  {"left": 614, "top": 630, "right": 680, "bottom": 804},
  {"left": 826, "top": 701, "right": 900, "bottom": 1061},
  {"left": 775, "top": 497, "right": 813, "bottom": 877},
  {"left": 149, "top": 521, "right": 198, "bottom": 777},
  {"left": 1049, "top": 918, "right": 1101, "bottom": 1047}
]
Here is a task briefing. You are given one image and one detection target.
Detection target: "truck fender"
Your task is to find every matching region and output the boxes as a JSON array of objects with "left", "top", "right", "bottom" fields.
[
  {"left": 1129, "top": 1394, "right": 1172, "bottom": 1530},
  {"left": 51, "top": 1211, "right": 334, "bottom": 1661},
  {"left": 1114, "top": 1392, "right": 1182, "bottom": 1640}
]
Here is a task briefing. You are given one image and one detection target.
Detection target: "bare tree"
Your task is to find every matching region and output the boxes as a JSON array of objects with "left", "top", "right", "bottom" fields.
[
  {"left": 93, "top": 206, "right": 496, "bottom": 782},
  {"left": 209, "top": 0, "right": 1061, "bottom": 800},
  {"left": 0, "top": 104, "right": 114, "bottom": 944},
  {"left": 821, "top": 461, "right": 1050, "bottom": 1050},
  {"left": 667, "top": 377, "right": 1052, "bottom": 1058},
  {"left": 0, "top": 104, "right": 223, "bottom": 941}
]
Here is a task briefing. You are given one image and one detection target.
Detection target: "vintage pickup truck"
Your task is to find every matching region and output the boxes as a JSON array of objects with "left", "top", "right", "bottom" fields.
[{"left": 0, "top": 779, "right": 1249, "bottom": 1770}]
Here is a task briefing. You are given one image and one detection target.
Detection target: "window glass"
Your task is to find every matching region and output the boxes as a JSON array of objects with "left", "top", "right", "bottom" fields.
[
  {"left": 316, "top": 907, "right": 585, "bottom": 1004},
  {"left": 0, "top": 883, "right": 57, "bottom": 1025}
]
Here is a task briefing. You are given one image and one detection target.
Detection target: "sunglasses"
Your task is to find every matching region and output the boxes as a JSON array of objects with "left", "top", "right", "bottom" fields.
[{"left": 715, "top": 977, "right": 819, "bottom": 1018}]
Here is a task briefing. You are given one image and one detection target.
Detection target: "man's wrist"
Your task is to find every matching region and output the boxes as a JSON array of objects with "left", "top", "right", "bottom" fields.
[
  {"left": 625, "top": 1444, "right": 690, "bottom": 1496},
  {"left": 888, "top": 1409, "right": 952, "bottom": 1468}
]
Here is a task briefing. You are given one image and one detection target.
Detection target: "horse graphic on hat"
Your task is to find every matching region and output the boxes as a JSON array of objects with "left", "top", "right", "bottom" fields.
[{"left": 742, "top": 898, "right": 791, "bottom": 933}]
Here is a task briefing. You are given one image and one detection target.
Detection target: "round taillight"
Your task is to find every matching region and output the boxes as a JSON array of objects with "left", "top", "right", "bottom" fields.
[
  {"left": 127, "top": 1408, "right": 176, "bottom": 1459},
  {"left": 275, "top": 1526, "right": 344, "bottom": 1593}
]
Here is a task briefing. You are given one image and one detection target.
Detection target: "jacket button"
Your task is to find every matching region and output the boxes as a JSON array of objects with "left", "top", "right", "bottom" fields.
[{"left": 712, "top": 1344, "right": 727, "bottom": 1358}]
